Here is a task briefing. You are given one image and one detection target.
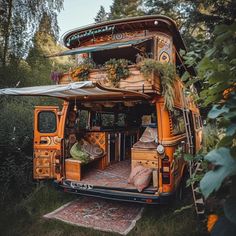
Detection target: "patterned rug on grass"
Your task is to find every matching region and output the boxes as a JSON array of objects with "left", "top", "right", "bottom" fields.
[{"left": 44, "top": 197, "right": 144, "bottom": 235}]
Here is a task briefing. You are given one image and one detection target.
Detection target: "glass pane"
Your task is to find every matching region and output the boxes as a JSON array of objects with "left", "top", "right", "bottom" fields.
[
  {"left": 38, "top": 111, "right": 57, "bottom": 133},
  {"left": 79, "top": 110, "right": 89, "bottom": 129},
  {"left": 101, "top": 113, "right": 115, "bottom": 127},
  {"left": 170, "top": 109, "right": 185, "bottom": 135},
  {"left": 116, "top": 113, "right": 125, "bottom": 127}
]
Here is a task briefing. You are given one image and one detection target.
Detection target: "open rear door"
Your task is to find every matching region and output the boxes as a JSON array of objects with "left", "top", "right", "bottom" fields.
[{"left": 33, "top": 106, "right": 61, "bottom": 179}]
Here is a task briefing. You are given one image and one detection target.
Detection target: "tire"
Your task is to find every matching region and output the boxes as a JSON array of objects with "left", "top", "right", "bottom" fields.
[{"left": 175, "top": 168, "right": 189, "bottom": 201}]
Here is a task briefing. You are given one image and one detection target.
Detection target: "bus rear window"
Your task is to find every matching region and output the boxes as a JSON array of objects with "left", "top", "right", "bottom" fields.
[{"left": 38, "top": 111, "right": 57, "bottom": 133}]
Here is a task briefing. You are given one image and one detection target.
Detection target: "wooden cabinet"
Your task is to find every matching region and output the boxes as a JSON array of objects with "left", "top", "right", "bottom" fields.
[
  {"left": 131, "top": 148, "right": 158, "bottom": 161},
  {"left": 131, "top": 148, "right": 159, "bottom": 188},
  {"left": 132, "top": 160, "right": 158, "bottom": 169},
  {"left": 65, "top": 159, "right": 81, "bottom": 181}
]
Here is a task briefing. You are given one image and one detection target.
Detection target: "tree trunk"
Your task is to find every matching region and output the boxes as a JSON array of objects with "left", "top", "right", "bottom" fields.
[{"left": 2, "top": 0, "right": 13, "bottom": 66}]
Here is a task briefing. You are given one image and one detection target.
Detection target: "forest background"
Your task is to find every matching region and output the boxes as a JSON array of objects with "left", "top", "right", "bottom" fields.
[{"left": 0, "top": 0, "right": 235, "bottom": 235}]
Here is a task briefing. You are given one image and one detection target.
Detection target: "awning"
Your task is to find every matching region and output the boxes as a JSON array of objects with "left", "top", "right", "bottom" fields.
[
  {"left": 47, "top": 38, "right": 152, "bottom": 57},
  {"left": 0, "top": 81, "right": 150, "bottom": 101}
]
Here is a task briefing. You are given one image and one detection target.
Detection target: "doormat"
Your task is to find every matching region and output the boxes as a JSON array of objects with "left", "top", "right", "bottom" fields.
[{"left": 44, "top": 197, "right": 144, "bottom": 235}]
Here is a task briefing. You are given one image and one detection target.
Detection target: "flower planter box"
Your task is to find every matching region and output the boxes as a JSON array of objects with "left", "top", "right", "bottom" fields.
[{"left": 58, "top": 66, "right": 161, "bottom": 94}]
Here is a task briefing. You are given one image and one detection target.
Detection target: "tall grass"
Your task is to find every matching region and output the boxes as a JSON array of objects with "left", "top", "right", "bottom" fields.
[{"left": 0, "top": 183, "right": 208, "bottom": 236}]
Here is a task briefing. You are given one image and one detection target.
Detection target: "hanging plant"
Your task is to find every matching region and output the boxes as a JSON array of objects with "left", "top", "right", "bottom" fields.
[
  {"left": 71, "top": 59, "right": 95, "bottom": 81},
  {"left": 139, "top": 59, "right": 176, "bottom": 110},
  {"left": 104, "top": 59, "right": 130, "bottom": 87}
]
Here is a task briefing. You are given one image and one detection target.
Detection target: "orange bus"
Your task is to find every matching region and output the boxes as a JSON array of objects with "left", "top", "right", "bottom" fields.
[{"left": 0, "top": 15, "right": 202, "bottom": 204}]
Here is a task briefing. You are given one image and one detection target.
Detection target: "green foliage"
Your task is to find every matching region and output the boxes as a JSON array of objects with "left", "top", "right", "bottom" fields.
[
  {"left": 109, "top": 0, "right": 144, "bottom": 20},
  {"left": 144, "top": 0, "right": 236, "bottom": 44},
  {"left": 208, "top": 105, "right": 230, "bottom": 119},
  {"left": 195, "top": 21, "right": 236, "bottom": 232},
  {"left": 0, "top": 96, "right": 60, "bottom": 202},
  {"left": 139, "top": 59, "right": 176, "bottom": 110},
  {"left": 0, "top": 97, "right": 42, "bottom": 148},
  {"left": 71, "top": 59, "right": 95, "bottom": 81},
  {"left": 0, "top": 0, "right": 63, "bottom": 66},
  {"left": 198, "top": 22, "right": 236, "bottom": 106},
  {"left": 200, "top": 148, "right": 236, "bottom": 198},
  {"left": 105, "top": 58, "right": 130, "bottom": 87},
  {"left": 0, "top": 97, "right": 33, "bottom": 201},
  {"left": 26, "top": 15, "right": 76, "bottom": 86},
  {"left": 202, "top": 124, "right": 219, "bottom": 152},
  {"left": 94, "top": 6, "right": 108, "bottom": 23}
]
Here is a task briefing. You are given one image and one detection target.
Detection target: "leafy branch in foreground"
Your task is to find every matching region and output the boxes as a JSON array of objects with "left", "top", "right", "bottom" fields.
[{"left": 197, "top": 22, "right": 236, "bottom": 233}]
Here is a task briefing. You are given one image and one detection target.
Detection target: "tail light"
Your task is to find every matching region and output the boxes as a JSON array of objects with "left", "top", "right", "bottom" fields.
[{"left": 162, "top": 157, "right": 170, "bottom": 184}]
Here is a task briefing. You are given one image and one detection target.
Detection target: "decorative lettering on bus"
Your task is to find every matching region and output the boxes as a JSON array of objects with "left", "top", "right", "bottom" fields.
[{"left": 66, "top": 26, "right": 115, "bottom": 46}]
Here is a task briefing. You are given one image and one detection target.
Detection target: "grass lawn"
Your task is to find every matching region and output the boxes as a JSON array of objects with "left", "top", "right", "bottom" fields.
[{"left": 0, "top": 183, "right": 209, "bottom": 236}]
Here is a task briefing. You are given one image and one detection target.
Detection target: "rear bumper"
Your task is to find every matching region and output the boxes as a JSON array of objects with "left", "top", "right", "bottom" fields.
[{"left": 55, "top": 180, "right": 174, "bottom": 204}]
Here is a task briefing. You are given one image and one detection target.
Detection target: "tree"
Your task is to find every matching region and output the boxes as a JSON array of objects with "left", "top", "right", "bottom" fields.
[
  {"left": 144, "top": 0, "right": 236, "bottom": 43},
  {"left": 26, "top": 13, "right": 75, "bottom": 87},
  {"left": 0, "top": 0, "right": 63, "bottom": 67},
  {"left": 94, "top": 6, "right": 108, "bottom": 23},
  {"left": 109, "top": 0, "right": 144, "bottom": 20},
  {"left": 0, "top": 2, "right": 64, "bottom": 204}
]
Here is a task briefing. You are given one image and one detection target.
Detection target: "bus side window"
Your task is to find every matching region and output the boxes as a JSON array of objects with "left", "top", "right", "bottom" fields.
[{"left": 170, "top": 108, "right": 185, "bottom": 135}]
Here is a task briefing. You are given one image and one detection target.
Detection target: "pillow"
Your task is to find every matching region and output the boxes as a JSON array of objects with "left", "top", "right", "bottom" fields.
[
  {"left": 70, "top": 142, "right": 90, "bottom": 164},
  {"left": 133, "top": 168, "right": 153, "bottom": 192},
  {"left": 139, "top": 127, "right": 158, "bottom": 143},
  {"left": 81, "top": 139, "right": 104, "bottom": 159},
  {"left": 128, "top": 164, "right": 145, "bottom": 184}
]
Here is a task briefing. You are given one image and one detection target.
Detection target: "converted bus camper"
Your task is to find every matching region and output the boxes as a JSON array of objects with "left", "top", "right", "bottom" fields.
[{"left": 0, "top": 15, "right": 202, "bottom": 204}]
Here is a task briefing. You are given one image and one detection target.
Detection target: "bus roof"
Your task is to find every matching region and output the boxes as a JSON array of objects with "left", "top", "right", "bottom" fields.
[
  {"left": 61, "top": 15, "right": 196, "bottom": 77},
  {"left": 62, "top": 15, "right": 186, "bottom": 52}
]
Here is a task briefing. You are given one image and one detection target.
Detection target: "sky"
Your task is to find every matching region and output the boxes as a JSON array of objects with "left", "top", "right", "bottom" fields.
[{"left": 58, "top": 0, "right": 113, "bottom": 39}]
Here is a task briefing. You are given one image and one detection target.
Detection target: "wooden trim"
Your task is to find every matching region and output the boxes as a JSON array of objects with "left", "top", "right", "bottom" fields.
[
  {"left": 161, "top": 134, "right": 186, "bottom": 146},
  {"left": 95, "top": 81, "right": 151, "bottom": 100}
]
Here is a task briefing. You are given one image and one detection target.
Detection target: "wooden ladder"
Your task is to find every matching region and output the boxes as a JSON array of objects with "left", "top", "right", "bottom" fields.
[
  {"left": 189, "top": 161, "right": 205, "bottom": 216},
  {"left": 181, "top": 88, "right": 205, "bottom": 216},
  {"left": 180, "top": 88, "right": 194, "bottom": 155}
]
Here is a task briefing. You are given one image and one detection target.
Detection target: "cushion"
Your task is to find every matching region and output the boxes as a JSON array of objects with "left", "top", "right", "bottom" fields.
[
  {"left": 133, "top": 167, "right": 153, "bottom": 192},
  {"left": 128, "top": 164, "right": 145, "bottom": 184},
  {"left": 139, "top": 127, "right": 158, "bottom": 143},
  {"left": 81, "top": 139, "right": 104, "bottom": 159},
  {"left": 70, "top": 142, "right": 90, "bottom": 164}
]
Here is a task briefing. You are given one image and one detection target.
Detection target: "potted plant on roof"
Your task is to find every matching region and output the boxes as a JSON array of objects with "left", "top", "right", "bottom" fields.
[
  {"left": 104, "top": 59, "right": 130, "bottom": 87},
  {"left": 71, "top": 58, "right": 95, "bottom": 82}
]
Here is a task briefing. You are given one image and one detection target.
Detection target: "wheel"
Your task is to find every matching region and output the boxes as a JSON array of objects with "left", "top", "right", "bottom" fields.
[{"left": 175, "top": 168, "right": 189, "bottom": 201}]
